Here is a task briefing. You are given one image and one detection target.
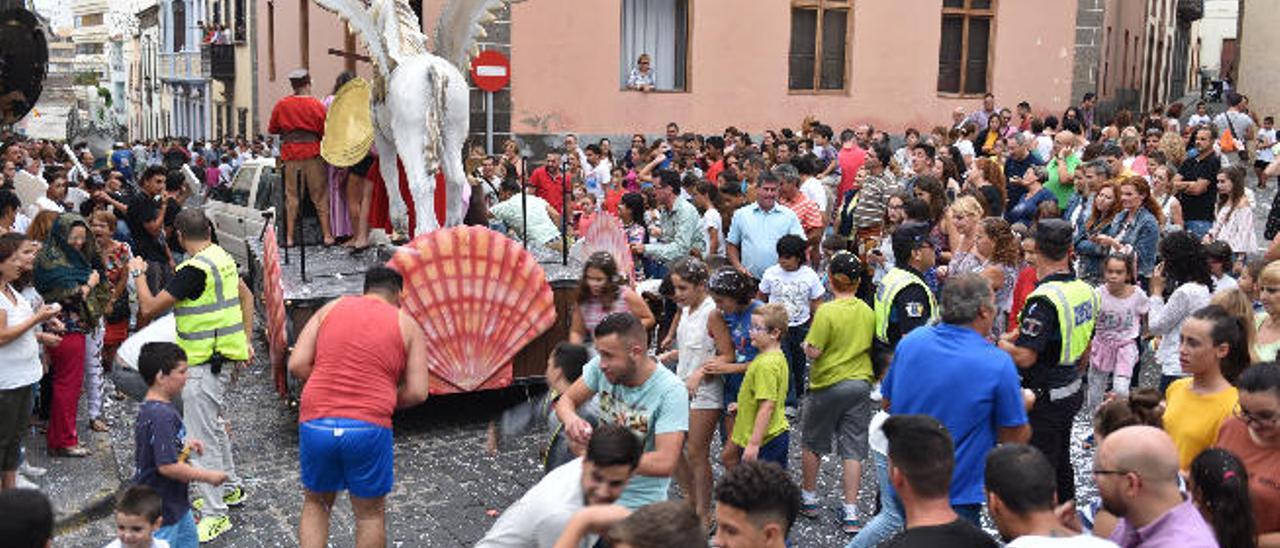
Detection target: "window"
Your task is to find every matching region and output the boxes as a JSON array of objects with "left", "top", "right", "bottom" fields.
[
  {"left": 75, "top": 43, "right": 104, "bottom": 55},
  {"left": 620, "top": 0, "right": 688, "bottom": 91},
  {"left": 75, "top": 13, "right": 104, "bottom": 27},
  {"left": 788, "top": 0, "right": 850, "bottom": 91},
  {"left": 937, "top": 0, "right": 995, "bottom": 95},
  {"left": 173, "top": 0, "right": 186, "bottom": 52},
  {"left": 229, "top": 165, "right": 256, "bottom": 207}
]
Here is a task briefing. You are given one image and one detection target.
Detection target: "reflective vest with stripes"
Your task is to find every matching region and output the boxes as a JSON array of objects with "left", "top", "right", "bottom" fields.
[
  {"left": 873, "top": 267, "right": 937, "bottom": 344},
  {"left": 174, "top": 244, "right": 248, "bottom": 365},
  {"left": 1020, "top": 279, "right": 1099, "bottom": 365}
]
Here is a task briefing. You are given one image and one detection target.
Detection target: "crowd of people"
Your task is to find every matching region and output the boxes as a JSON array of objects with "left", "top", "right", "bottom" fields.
[
  {"left": 0, "top": 127, "right": 258, "bottom": 546},
  {"left": 4, "top": 82, "right": 1280, "bottom": 548},
  {"left": 469, "top": 91, "right": 1280, "bottom": 547}
]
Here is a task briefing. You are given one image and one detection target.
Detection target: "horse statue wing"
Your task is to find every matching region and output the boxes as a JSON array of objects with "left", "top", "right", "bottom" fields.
[{"left": 433, "top": 0, "right": 510, "bottom": 71}]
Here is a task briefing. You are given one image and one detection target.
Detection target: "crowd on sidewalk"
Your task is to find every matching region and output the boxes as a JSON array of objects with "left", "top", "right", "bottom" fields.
[{"left": 5, "top": 84, "right": 1280, "bottom": 548}]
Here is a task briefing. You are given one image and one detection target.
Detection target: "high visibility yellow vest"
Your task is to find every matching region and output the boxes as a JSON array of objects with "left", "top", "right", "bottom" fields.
[
  {"left": 873, "top": 267, "right": 937, "bottom": 344},
  {"left": 174, "top": 244, "right": 249, "bottom": 365},
  {"left": 1021, "top": 279, "right": 1099, "bottom": 365}
]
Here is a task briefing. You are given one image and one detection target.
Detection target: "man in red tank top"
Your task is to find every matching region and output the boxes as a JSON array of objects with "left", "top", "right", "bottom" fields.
[{"left": 287, "top": 266, "right": 428, "bottom": 548}]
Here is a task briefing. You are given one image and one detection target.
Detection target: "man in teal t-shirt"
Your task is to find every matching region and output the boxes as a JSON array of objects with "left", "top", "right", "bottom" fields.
[{"left": 554, "top": 312, "right": 689, "bottom": 509}]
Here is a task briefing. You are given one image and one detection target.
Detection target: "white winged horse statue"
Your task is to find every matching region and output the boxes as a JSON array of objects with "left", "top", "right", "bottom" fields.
[{"left": 311, "top": 0, "right": 508, "bottom": 233}]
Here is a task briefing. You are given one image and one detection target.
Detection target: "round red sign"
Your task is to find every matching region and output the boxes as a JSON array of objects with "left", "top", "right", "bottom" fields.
[{"left": 470, "top": 50, "right": 511, "bottom": 92}]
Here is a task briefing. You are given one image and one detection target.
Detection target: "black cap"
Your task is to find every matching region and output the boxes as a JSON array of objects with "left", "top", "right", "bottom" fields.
[
  {"left": 829, "top": 251, "right": 862, "bottom": 281},
  {"left": 1034, "top": 218, "right": 1073, "bottom": 249},
  {"left": 892, "top": 222, "right": 932, "bottom": 252}
]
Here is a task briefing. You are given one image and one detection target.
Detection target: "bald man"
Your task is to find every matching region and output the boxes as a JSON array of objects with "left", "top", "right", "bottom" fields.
[{"left": 1093, "top": 426, "right": 1216, "bottom": 547}]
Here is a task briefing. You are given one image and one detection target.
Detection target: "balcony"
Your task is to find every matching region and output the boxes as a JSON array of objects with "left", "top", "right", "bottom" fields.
[
  {"left": 203, "top": 44, "right": 235, "bottom": 81},
  {"left": 159, "top": 50, "right": 204, "bottom": 82}
]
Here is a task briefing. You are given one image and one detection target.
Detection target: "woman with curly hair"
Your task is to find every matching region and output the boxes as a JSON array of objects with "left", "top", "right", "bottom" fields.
[
  {"left": 949, "top": 217, "right": 1020, "bottom": 339},
  {"left": 1149, "top": 230, "right": 1215, "bottom": 393},
  {"left": 1158, "top": 130, "right": 1187, "bottom": 169},
  {"left": 568, "top": 251, "right": 655, "bottom": 344}
]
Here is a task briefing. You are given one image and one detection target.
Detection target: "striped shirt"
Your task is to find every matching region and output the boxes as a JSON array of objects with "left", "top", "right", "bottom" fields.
[{"left": 779, "top": 193, "right": 823, "bottom": 233}]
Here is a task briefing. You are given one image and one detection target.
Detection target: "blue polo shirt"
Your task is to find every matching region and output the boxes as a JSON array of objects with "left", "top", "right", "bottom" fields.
[
  {"left": 882, "top": 323, "right": 1028, "bottom": 506},
  {"left": 726, "top": 202, "right": 804, "bottom": 278}
]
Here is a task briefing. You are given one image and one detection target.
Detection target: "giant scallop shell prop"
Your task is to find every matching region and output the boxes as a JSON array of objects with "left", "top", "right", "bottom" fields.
[
  {"left": 388, "top": 226, "right": 557, "bottom": 394},
  {"left": 571, "top": 213, "right": 635, "bottom": 285}
]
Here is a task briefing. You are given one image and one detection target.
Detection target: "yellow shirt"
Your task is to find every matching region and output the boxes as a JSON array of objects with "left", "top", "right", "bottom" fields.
[
  {"left": 1163, "top": 378, "right": 1238, "bottom": 470},
  {"left": 804, "top": 297, "right": 875, "bottom": 389},
  {"left": 731, "top": 351, "right": 789, "bottom": 448}
]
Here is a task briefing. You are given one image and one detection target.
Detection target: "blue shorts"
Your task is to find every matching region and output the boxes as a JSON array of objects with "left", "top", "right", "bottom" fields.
[
  {"left": 299, "top": 418, "right": 394, "bottom": 498},
  {"left": 734, "top": 430, "right": 790, "bottom": 469},
  {"left": 154, "top": 510, "right": 198, "bottom": 548}
]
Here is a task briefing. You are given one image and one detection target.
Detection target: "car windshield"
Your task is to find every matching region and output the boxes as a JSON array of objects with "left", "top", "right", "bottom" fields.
[{"left": 228, "top": 165, "right": 256, "bottom": 207}]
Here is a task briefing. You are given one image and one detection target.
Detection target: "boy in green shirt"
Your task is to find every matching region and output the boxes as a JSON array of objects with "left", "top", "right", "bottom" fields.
[
  {"left": 727, "top": 303, "right": 791, "bottom": 470},
  {"left": 800, "top": 251, "right": 876, "bottom": 533}
]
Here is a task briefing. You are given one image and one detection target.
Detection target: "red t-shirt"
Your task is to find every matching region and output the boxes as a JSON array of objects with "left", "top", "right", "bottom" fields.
[
  {"left": 299, "top": 296, "right": 407, "bottom": 428},
  {"left": 705, "top": 160, "right": 725, "bottom": 185},
  {"left": 837, "top": 145, "right": 867, "bottom": 198},
  {"left": 1008, "top": 266, "right": 1038, "bottom": 332},
  {"left": 604, "top": 188, "right": 625, "bottom": 216},
  {"left": 530, "top": 166, "right": 568, "bottom": 212},
  {"left": 268, "top": 95, "right": 327, "bottom": 161}
]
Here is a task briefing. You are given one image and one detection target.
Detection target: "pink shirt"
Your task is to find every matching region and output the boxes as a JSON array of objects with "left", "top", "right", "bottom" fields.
[{"left": 1094, "top": 286, "right": 1149, "bottom": 342}]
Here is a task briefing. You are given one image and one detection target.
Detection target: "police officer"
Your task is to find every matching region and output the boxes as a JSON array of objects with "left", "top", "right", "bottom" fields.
[
  {"left": 998, "top": 218, "right": 1098, "bottom": 505},
  {"left": 130, "top": 209, "right": 254, "bottom": 542},
  {"left": 873, "top": 222, "right": 938, "bottom": 369}
]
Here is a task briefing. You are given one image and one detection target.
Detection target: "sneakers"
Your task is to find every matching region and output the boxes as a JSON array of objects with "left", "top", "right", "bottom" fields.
[
  {"left": 222, "top": 486, "right": 247, "bottom": 507},
  {"left": 194, "top": 487, "right": 247, "bottom": 512},
  {"left": 19, "top": 462, "right": 46, "bottom": 478},
  {"left": 800, "top": 500, "right": 820, "bottom": 519},
  {"left": 197, "top": 515, "right": 232, "bottom": 543},
  {"left": 15, "top": 474, "right": 38, "bottom": 489},
  {"left": 842, "top": 507, "right": 862, "bottom": 534}
]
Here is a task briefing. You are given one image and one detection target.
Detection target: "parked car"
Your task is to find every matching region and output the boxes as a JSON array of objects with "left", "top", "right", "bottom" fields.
[{"left": 205, "top": 158, "right": 279, "bottom": 271}]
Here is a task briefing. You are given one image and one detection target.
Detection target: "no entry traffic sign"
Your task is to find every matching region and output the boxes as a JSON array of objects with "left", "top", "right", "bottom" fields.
[{"left": 470, "top": 50, "right": 510, "bottom": 92}]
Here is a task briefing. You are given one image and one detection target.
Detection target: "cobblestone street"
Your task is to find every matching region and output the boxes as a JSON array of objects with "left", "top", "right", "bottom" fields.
[{"left": 46, "top": 351, "right": 1133, "bottom": 547}]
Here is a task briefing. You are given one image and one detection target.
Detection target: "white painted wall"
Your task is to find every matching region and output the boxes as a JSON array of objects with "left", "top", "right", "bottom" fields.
[{"left": 1198, "top": 0, "right": 1238, "bottom": 74}]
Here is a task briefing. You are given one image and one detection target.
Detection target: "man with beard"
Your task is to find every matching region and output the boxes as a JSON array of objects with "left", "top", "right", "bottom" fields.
[
  {"left": 1094, "top": 426, "right": 1216, "bottom": 547},
  {"left": 477, "top": 424, "right": 643, "bottom": 548},
  {"left": 554, "top": 313, "right": 688, "bottom": 510}
]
